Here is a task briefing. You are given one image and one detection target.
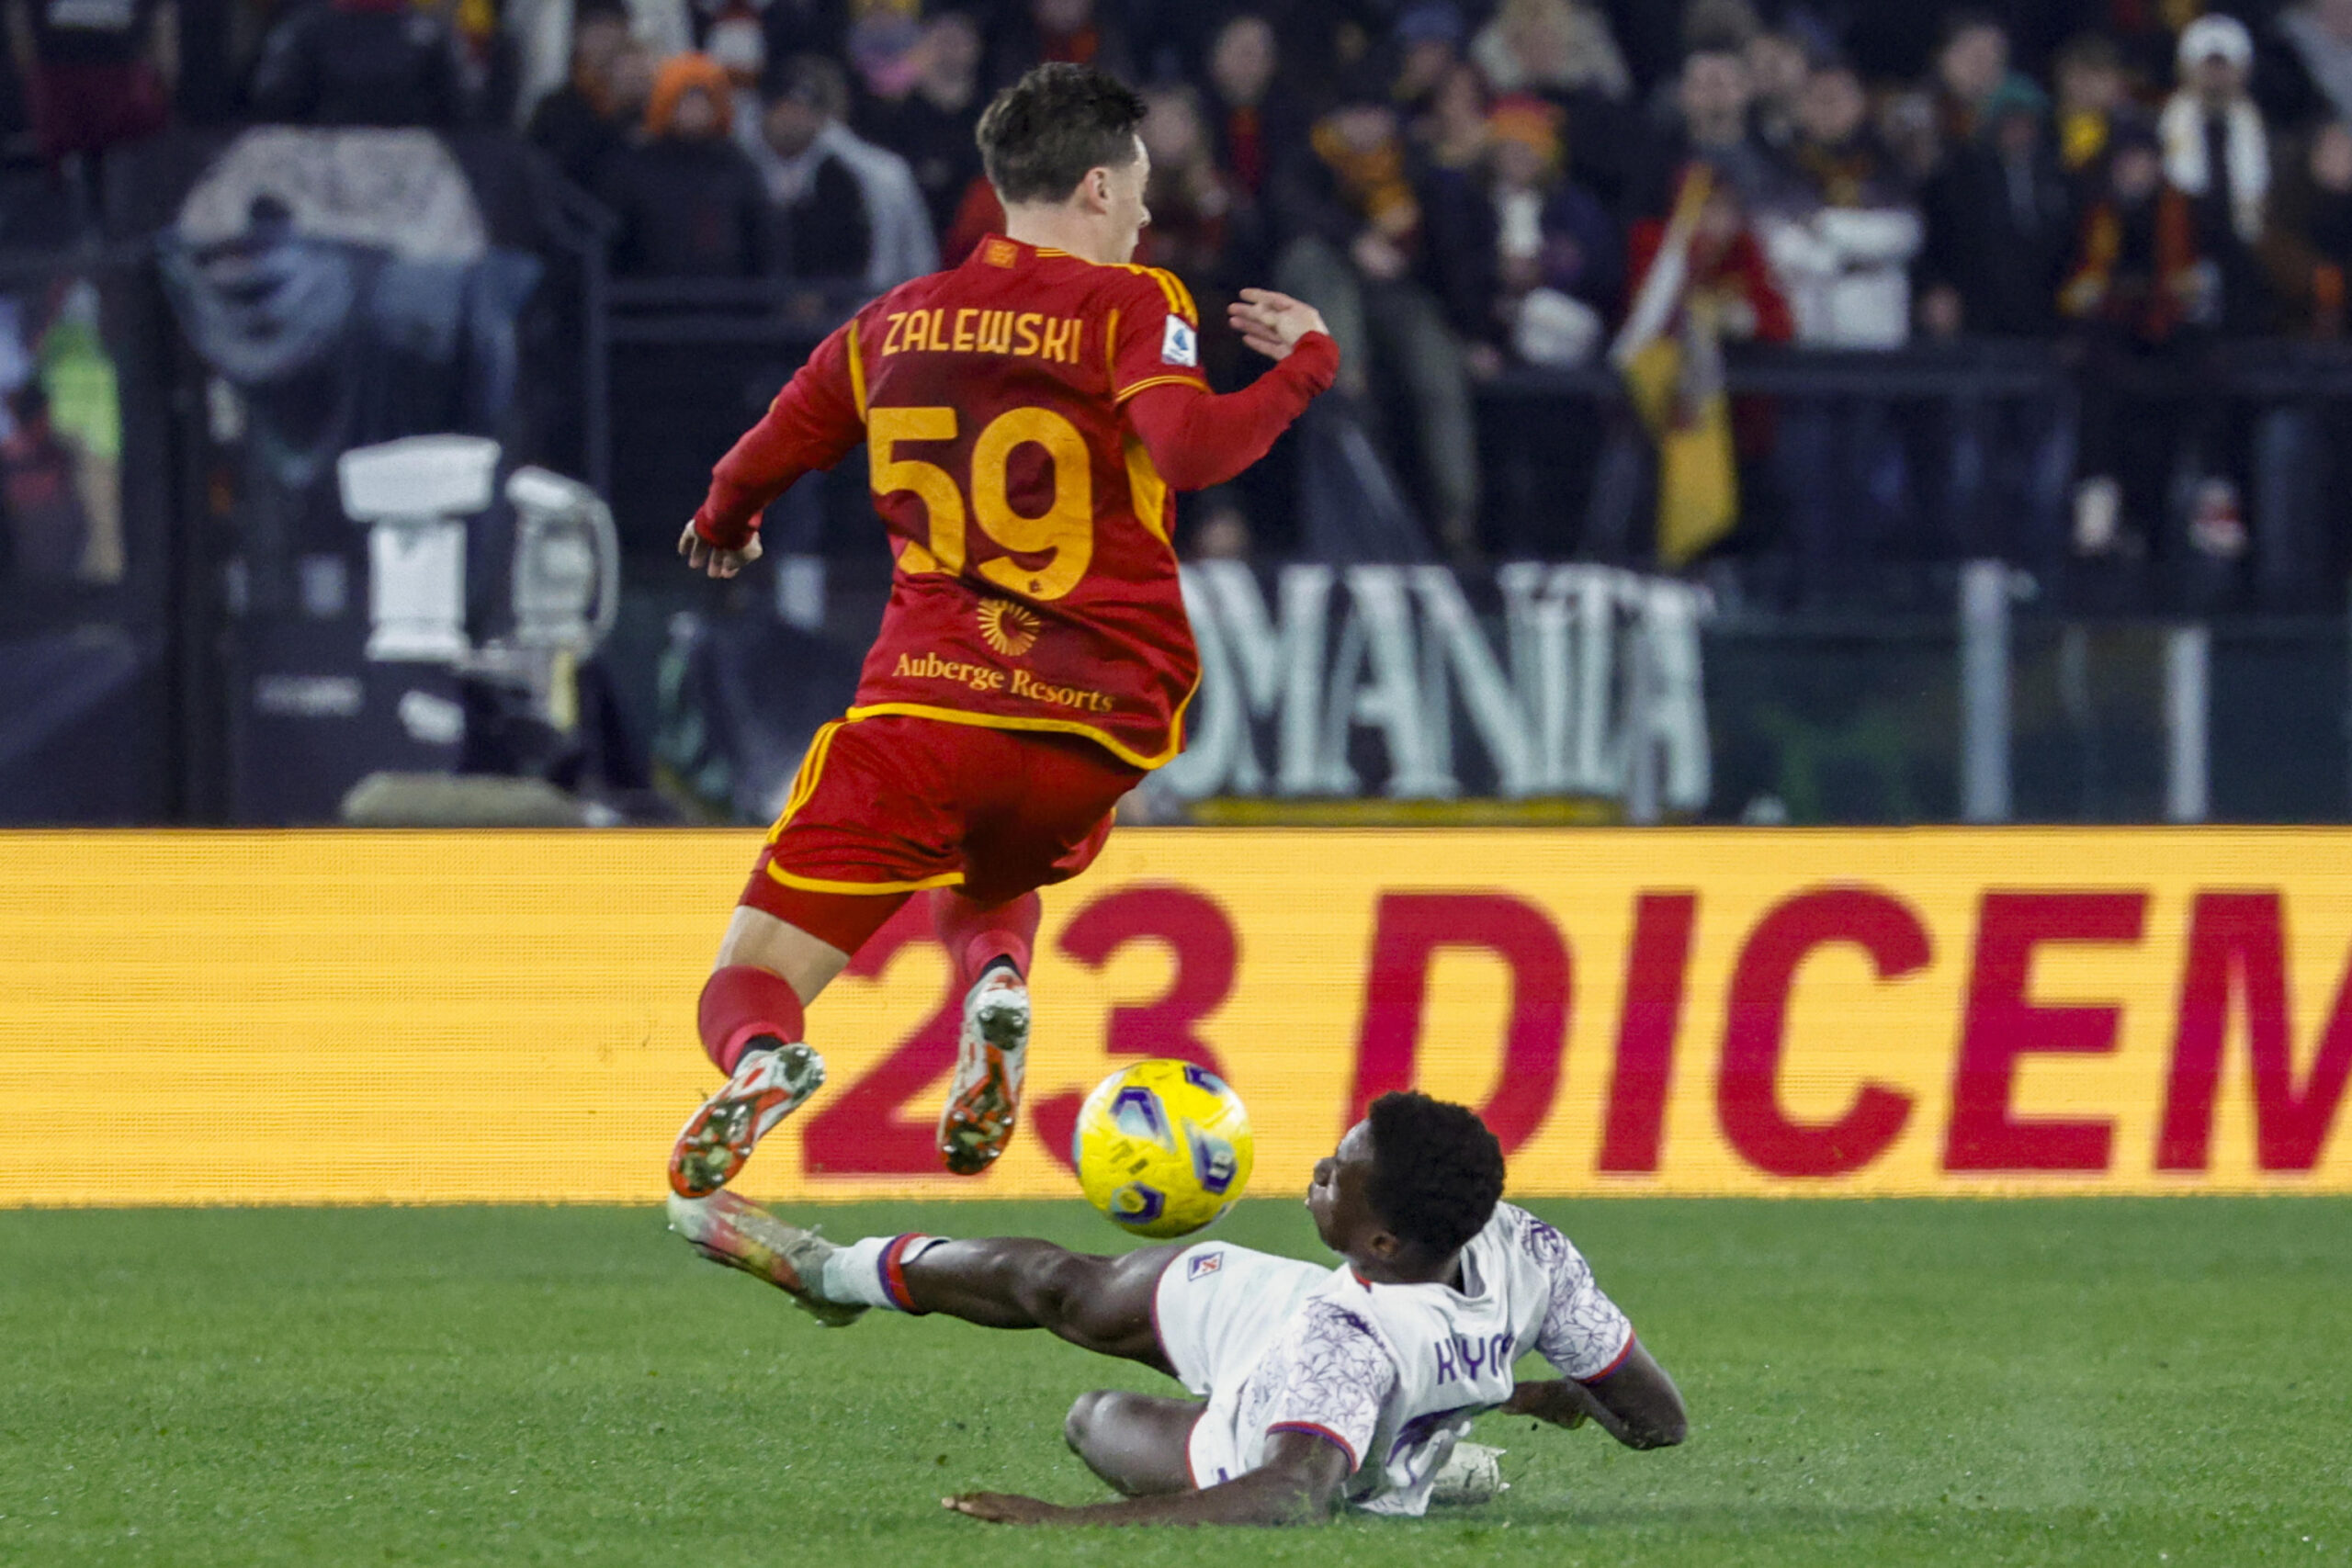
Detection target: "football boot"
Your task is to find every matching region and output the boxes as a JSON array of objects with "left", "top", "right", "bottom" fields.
[
  {"left": 667, "top": 1042, "right": 824, "bottom": 1199},
  {"left": 665, "top": 1190, "right": 865, "bottom": 1327},
  {"left": 1429, "top": 1442, "right": 1509, "bottom": 1506},
  {"left": 936, "top": 965, "right": 1029, "bottom": 1175}
]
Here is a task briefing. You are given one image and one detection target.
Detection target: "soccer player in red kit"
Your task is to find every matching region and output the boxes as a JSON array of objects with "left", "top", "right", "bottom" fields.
[{"left": 667, "top": 62, "right": 1340, "bottom": 1198}]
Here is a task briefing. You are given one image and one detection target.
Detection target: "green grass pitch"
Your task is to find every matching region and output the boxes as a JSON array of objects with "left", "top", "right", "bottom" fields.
[{"left": 4, "top": 1197, "right": 2347, "bottom": 1567}]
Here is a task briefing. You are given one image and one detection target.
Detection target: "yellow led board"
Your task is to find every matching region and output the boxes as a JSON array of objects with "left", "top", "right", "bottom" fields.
[{"left": 2, "top": 829, "right": 2346, "bottom": 1203}]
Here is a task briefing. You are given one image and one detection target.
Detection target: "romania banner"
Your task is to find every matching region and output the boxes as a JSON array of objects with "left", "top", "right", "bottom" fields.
[{"left": 3, "top": 829, "right": 2349, "bottom": 1204}]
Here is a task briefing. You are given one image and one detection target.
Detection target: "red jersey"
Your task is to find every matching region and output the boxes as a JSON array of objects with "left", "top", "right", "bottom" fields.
[{"left": 695, "top": 236, "right": 1338, "bottom": 772}]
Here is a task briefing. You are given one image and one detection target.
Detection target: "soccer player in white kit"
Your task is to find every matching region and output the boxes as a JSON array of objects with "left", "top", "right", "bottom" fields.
[{"left": 667, "top": 1092, "right": 1686, "bottom": 1525}]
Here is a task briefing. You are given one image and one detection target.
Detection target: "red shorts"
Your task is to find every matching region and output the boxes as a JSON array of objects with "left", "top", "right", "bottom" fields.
[{"left": 740, "top": 714, "right": 1144, "bottom": 954}]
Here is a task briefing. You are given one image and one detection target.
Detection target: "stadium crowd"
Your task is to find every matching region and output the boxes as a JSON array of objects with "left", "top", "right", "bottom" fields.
[{"left": 22, "top": 0, "right": 2352, "bottom": 581}]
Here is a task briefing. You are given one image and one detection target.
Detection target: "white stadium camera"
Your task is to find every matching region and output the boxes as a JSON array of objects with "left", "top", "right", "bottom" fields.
[{"left": 336, "top": 434, "right": 502, "bottom": 663}]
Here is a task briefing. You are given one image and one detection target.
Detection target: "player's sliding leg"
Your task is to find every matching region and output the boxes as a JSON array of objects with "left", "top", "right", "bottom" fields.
[
  {"left": 930, "top": 888, "right": 1043, "bottom": 1175},
  {"left": 665, "top": 1189, "right": 867, "bottom": 1325},
  {"left": 672, "top": 1190, "right": 1204, "bottom": 1492},
  {"left": 669, "top": 1190, "right": 1182, "bottom": 1367},
  {"left": 1061, "top": 1390, "right": 1201, "bottom": 1497},
  {"left": 668, "top": 905, "right": 872, "bottom": 1199}
]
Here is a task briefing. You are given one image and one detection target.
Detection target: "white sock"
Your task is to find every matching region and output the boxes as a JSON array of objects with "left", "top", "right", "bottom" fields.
[{"left": 821, "top": 1233, "right": 949, "bottom": 1311}]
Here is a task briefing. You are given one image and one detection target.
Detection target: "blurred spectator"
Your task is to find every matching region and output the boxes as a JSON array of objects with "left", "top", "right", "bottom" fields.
[
  {"left": 1625, "top": 169, "right": 1792, "bottom": 347},
  {"left": 526, "top": 4, "right": 636, "bottom": 186},
  {"left": 2267, "top": 0, "right": 2352, "bottom": 130},
  {"left": 742, "top": 51, "right": 935, "bottom": 288},
  {"left": 1876, "top": 82, "right": 1945, "bottom": 186},
  {"left": 1747, "top": 28, "right": 1811, "bottom": 151},
  {"left": 1760, "top": 57, "right": 1923, "bottom": 592},
  {"left": 855, "top": 9, "right": 984, "bottom": 239},
  {"left": 2161, "top": 15, "right": 2269, "bottom": 332},
  {"left": 1932, "top": 10, "right": 2025, "bottom": 150},
  {"left": 425, "top": 0, "right": 519, "bottom": 122},
  {"left": 747, "top": 53, "right": 872, "bottom": 281},
  {"left": 1411, "top": 86, "right": 1494, "bottom": 366},
  {"left": 595, "top": 52, "right": 771, "bottom": 277},
  {"left": 6, "top": 0, "right": 173, "bottom": 164},
  {"left": 2059, "top": 118, "right": 2213, "bottom": 556},
  {"left": 1469, "top": 0, "right": 1630, "bottom": 99},
  {"left": 1136, "top": 85, "right": 1263, "bottom": 293},
  {"left": 1418, "top": 59, "right": 1489, "bottom": 170},
  {"left": 2253, "top": 118, "right": 2352, "bottom": 605},
  {"left": 1469, "top": 0, "right": 1636, "bottom": 204},
  {"left": 2261, "top": 119, "right": 2352, "bottom": 335},
  {"left": 841, "top": 1, "right": 918, "bottom": 101},
  {"left": 1634, "top": 40, "right": 1774, "bottom": 216},
  {"left": 692, "top": 0, "right": 838, "bottom": 83},
  {"left": 1272, "top": 81, "right": 1481, "bottom": 557},
  {"left": 2053, "top": 32, "right": 2127, "bottom": 179},
  {"left": 1762, "top": 59, "right": 1921, "bottom": 347},
  {"left": 1, "top": 384, "right": 98, "bottom": 581},
  {"left": 698, "top": 0, "right": 768, "bottom": 96},
  {"left": 1483, "top": 93, "right": 1621, "bottom": 366},
  {"left": 1391, "top": 3, "right": 1464, "bottom": 115},
  {"left": 1135, "top": 82, "right": 1265, "bottom": 389},
  {"left": 510, "top": 0, "right": 690, "bottom": 118},
  {"left": 987, "top": 0, "right": 1132, "bottom": 94},
  {"left": 1204, "top": 13, "right": 1297, "bottom": 200},
  {"left": 1620, "top": 167, "right": 1792, "bottom": 565},
  {"left": 248, "top": 0, "right": 468, "bottom": 127},
  {"left": 1918, "top": 77, "right": 2073, "bottom": 338}
]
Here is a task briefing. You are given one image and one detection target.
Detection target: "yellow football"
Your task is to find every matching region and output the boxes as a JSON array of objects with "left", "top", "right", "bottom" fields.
[{"left": 1072, "top": 1059, "right": 1254, "bottom": 1239}]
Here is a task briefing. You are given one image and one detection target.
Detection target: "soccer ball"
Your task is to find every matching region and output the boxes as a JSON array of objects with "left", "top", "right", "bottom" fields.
[{"left": 1072, "top": 1060, "right": 1254, "bottom": 1238}]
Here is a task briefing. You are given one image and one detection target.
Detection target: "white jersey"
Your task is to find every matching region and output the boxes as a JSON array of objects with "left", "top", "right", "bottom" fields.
[{"left": 1156, "top": 1202, "right": 1634, "bottom": 1516}]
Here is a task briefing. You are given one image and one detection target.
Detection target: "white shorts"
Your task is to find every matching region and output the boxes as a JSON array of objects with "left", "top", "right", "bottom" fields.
[
  {"left": 1152, "top": 1241, "right": 1326, "bottom": 1396},
  {"left": 1151, "top": 1242, "right": 1328, "bottom": 1488}
]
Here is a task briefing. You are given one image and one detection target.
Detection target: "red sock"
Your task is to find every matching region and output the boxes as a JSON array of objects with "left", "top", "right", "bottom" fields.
[
  {"left": 929, "top": 888, "right": 1040, "bottom": 992},
  {"left": 696, "top": 965, "right": 808, "bottom": 1074}
]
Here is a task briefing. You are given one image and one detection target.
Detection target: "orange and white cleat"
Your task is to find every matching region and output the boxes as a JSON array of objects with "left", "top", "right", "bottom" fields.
[
  {"left": 936, "top": 966, "right": 1029, "bottom": 1175},
  {"left": 665, "top": 1190, "right": 865, "bottom": 1327},
  {"left": 668, "top": 1043, "right": 825, "bottom": 1198}
]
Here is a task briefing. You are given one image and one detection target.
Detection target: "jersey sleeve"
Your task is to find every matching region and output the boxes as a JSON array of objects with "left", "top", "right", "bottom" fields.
[
  {"left": 1258, "top": 1299, "right": 1396, "bottom": 1473},
  {"left": 694, "top": 317, "right": 868, "bottom": 549},
  {"left": 1122, "top": 333, "right": 1338, "bottom": 491},
  {"left": 1523, "top": 1216, "right": 1636, "bottom": 1383},
  {"left": 1107, "top": 266, "right": 1211, "bottom": 406}
]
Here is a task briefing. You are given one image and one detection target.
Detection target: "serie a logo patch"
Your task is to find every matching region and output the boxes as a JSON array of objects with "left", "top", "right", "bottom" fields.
[
  {"left": 1161, "top": 315, "right": 1199, "bottom": 367},
  {"left": 1187, "top": 1250, "right": 1224, "bottom": 1280}
]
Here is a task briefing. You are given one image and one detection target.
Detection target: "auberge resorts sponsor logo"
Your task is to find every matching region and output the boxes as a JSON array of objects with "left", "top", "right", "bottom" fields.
[
  {"left": 977, "top": 598, "right": 1039, "bottom": 657},
  {"left": 1010, "top": 669, "right": 1114, "bottom": 713},
  {"left": 892, "top": 652, "right": 1007, "bottom": 694},
  {"left": 892, "top": 650, "right": 1115, "bottom": 713}
]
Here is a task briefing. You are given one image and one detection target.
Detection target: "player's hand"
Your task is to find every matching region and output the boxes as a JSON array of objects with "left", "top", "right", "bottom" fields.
[
  {"left": 679, "top": 519, "right": 763, "bottom": 580},
  {"left": 1501, "top": 1379, "right": 1591, "bottom": 1430},
  {"left": 943, "top": 1492, "right": 1069, "bottom": 1525},
  {"left": 1229, "top": 288, "right": 1329, "bottom": 362}
]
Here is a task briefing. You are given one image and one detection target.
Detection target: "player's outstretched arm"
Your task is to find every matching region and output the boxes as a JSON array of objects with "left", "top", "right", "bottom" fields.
[
  {"left": 945, "top": 1432, "right": 1351, "bottom": 1528},
  {"left": 1505, "top": 1339, "right": 1688, "bottom": 1450},
  {"left": 1122, "top": 289, "right": 1340, "bottom": 494},
  {"left": 683, "top": 321, "right": 865, "bottom": 575}
]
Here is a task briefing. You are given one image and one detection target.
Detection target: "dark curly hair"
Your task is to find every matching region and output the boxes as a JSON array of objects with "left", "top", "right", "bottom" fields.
[
  {"left": 1364, "top": 1092, "right": 1505, "bottom": 1258},
  {"left": 977, "top": 62, "right": 1146, "bottom": 205}
]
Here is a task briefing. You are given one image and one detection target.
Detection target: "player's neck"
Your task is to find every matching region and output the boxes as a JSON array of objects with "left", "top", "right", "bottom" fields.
[
  {"left": 1352, "top": 1249, "right": 1464, "bottom": 1290},
  {"left": 1002, "top": 204, "right": 1120, "bottom": 265}
]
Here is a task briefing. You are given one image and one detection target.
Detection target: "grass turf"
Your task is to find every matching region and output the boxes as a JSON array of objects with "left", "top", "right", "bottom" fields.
[{"left": 2, "top": 1198, "right": 2347, "bottom": 1567}]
